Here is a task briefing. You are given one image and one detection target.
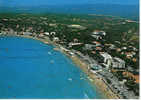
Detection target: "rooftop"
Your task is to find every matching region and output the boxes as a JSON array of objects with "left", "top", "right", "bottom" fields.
[
  {"left": 100, "top": 52, "right": 112, "bottom": 59},
  {"left": 113, "top": 57, "right": 125, "bottom": 63}
]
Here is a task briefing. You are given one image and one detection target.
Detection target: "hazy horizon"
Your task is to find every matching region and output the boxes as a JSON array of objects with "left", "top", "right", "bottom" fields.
[{"left": 0, "top": 0, "right": 139, "bottom": 7}]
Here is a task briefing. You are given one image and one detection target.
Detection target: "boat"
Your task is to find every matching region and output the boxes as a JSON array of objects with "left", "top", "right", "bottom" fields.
[{"left": 68, "top": 78, "right": 72, "bottom": 81}]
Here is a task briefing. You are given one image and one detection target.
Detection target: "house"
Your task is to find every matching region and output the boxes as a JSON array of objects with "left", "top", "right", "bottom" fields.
[
  {"left": 100, "top": 52, "right": 112, "bottom": 68},
  {"left": 90, "top": 64, "right": 102, "bottom": 71},
  {"left": 73, "top": 38, "right": 79, "bottom": 43},
  {"left": 134, "top": 75, "right": 139, "bottom": 84},
  {"left": 95, "top": 47, "right": 102, "bottom": 51},
  {"left": 8, "top": 29, "right": 15, "bottom": 35},
  {"left": 91, "top": 34, "right": 102, "bottom": 40},
  {"left": 50, "top": 32, "right": 56, "bottom": 35},
  {"left": 44, "top": 32, "right": 50, "bottom": 36},
  {"left": 0, "top": 32, "right": 3, "bottom": 35},
  {"left": 127, "top": 66, "right": 134, "bottom": 72},
  {"left": 115, "top": 41, "right": 121, "bottom": 44},
  {"left": 91, "top": 30, "right": 106, "bottom": 40},
  {"left": 125, "top": 52, "right": 133, "bottom": 59},
  {"left": 1, "top": 31, "right": 7, "bottom": 35},
  {"left": 112, "top": 57, "right": 125, "bottom": 69},
  {"left": 68, "top": 52, "right": 75, "bottom": 57},
  {"left": 121, "top": 47, "right": 127, "bottom": 50},
  {"left": 90, "top": 64, "right": 102, "bottom": 73},
  {"left": 109, "top": 44, "right": 116, "bottom": 50},
  {"left": 131, "top": 51, "right": 136, "bottom": 56},
  {"left": 2, "top": 18, "right": 8, "bottom": 21},
  {"left": 122, "top": 72, "right": 139, "bottom": 84},
  {"left": 92, "top": 30, "right": 106, "bottom": 36},
  {"left": 60, "top": 46, "right": 70, "bottom": 52},
  {"left": 69, "top": 42, "right": 83, "bottom": 48},
  {"left": 125, "top": 20, "right": 136, "bottom": 23},
  {"left": 91, "top": 51, "right": 96, "bottom": 54},
  {"left": 67, "top": 24, "right": 86, "bottom": 29},
  {"left": 132, "top": 58, "right": 137, "bottom": 62},
  {"left": 92, "top": 41, "right": 101, "bottom": 46},
  {"left": 23, "top": 32, "right": 32, "bottom": 35},
  {"left": 53, "top": 37, "right": 59, "bottom": 42},
  {"left": 84, "top": 44, "right": 96, "bottom": 50},
  {"left": 38, "top": 33, "right": 45, "bottom": 38},
  {"left": 119, "top": 79, "right": 127, "bottom": 84},
  {"left": 49, "top": 24, "right": 57, "bottom": 27},
  {"left": 128, "top": 46, "right": 138, "bottom": 52},
  {"left": 133, "top": 47, "right": 138, "bottom": 52},
  {"left": 116, "top": 48, "right": 121, "bottom": 52}
]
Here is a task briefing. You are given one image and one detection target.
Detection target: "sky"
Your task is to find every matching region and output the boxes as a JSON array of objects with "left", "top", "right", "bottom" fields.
[{"left": 0, "top": 0, "right": 139, "bottom": 7}]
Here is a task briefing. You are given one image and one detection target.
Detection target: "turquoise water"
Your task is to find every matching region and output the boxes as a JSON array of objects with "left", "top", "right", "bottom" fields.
[{"left": 0, "top": 36, "right": 103, "bottom": 99}]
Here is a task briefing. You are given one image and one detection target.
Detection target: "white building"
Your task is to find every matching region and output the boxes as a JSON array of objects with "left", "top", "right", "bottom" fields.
[
  {"left": 84, "top": 44, "right": 96, "bottom": 50},
  {"left": 100, "top": 52, "right": 112, "bottom": 69},
  {"left": 69, "top": 42, "right": 83, "bottom": 48},
  {"left": 50, "top": 32, "right": 56, "bottom": 35},
  {"left": 121, "top": 47, "right": 127, "bottom": 50},
  {"left": 68, "top": 24, "right": 86, "bottom": 29},
  {"left": 91, "top": 31, "right": 106, "bottom": 40},
  {"left": 53, "top": 37, "right": 59, "bottom": 42},
  {"left": 1, "top": 31, "right": 7, "bottom": 35},
  {"left": 44, "top": 32, "right": 50, "bottom": 36},
  {"left": 23, "top": 32, "right": 33, "bottom": 35},
  {"left": 91, "top": 35, "right": 102, "bottom": 40},
  {"left": 38, "top": 34, "right": 45, "bottom": 38},
  {"left": 49, "top": 24, "right": 57, "bottom": 27},
  {"left": 92, "top": 31, "right": 106, "bottom": 36},
  {"left": 112, "top": 57, "right": 125, "bottom": 69}
]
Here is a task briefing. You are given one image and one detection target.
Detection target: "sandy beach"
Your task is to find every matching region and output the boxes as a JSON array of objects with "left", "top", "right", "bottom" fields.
[
  {"left": 70, "top": 55, "right": 120, "bottom": 99},
  {"left": 17, "top": 35, "right": 120, "bottom": 99}
]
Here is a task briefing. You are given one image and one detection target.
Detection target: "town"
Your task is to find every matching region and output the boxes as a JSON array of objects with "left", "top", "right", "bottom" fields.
[{"left": 0, "top": 13, "right": 139, "bottom": 99}]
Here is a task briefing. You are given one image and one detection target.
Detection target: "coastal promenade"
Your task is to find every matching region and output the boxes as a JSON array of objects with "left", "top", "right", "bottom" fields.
[
  {"left": 50, "top": 43, "right": 120, "bottom": 99},
  {"left": 67, "top": 53, "right": 120, "bottom": 99}
]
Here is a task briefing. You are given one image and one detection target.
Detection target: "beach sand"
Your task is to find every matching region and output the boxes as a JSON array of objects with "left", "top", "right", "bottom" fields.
[{"left": 70, "top": 55, "right": 120, "bottom": 99}]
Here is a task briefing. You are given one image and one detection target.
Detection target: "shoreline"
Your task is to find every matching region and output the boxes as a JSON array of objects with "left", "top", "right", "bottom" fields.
[
  {"left": 69, "top": 55, "right": 120, "bottom": 99},
  {"left": 60, "top": 50, "right": 120, "bottom": 99},
  {"left": 1, "top": 35, "right": 120, "bottom": 99}
]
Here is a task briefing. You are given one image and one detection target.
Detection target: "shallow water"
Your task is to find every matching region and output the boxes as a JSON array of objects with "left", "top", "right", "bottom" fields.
[{"left": 0, "top": 36, "right": 104, "bottom": 99}]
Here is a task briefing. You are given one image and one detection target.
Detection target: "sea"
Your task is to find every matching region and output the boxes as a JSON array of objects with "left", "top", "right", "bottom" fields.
[{"left": 0, "top": 36, "right": 104, "bottom": 99}]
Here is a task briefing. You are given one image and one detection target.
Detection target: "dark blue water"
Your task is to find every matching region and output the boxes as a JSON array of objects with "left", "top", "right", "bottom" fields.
[{"left": 0, "top": 36, "right": 103, "bottom": 99}]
